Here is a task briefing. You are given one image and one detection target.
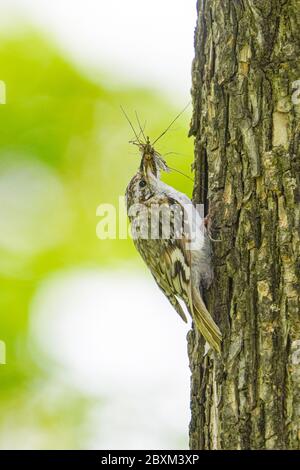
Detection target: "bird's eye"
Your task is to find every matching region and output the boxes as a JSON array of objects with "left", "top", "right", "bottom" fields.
[{"left": 139, "top": 180, "right": 146, "bottom": 188}]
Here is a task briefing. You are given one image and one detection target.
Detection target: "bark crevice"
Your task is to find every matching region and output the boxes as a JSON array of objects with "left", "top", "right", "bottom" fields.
[{"left": 189, "top": 0, "right": 300, "bottom": 450}]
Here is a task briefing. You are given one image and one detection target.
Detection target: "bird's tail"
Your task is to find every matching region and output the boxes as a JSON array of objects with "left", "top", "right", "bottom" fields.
[{"left": 191, "top": 289, "right": 222, "bottom": 354}]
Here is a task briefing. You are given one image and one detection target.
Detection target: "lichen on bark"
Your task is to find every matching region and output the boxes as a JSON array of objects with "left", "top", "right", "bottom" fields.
[{"left": 188, "top": 0, "right": 300, "bottom": 450}]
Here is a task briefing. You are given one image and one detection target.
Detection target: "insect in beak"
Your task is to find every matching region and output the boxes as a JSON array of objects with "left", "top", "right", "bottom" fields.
[{"left": 121, "top": 104, "right": 192, "bottom": 183}]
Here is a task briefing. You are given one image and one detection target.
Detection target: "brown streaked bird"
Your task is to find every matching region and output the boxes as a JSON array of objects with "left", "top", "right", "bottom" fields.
[{"left": 125, "top": 137, "right": 222, "bottom": 353}]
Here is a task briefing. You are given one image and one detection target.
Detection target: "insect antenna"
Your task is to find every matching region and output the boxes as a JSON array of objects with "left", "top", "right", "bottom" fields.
[
  {"left": 151, "top": 102, "right": 191, "bottom": 146},
  {"left": 167, "top": 165, "right": 206, "bottom": 193},
  {"left": 135, "top": 111, "right": 147, "bottom": 143},
  {"left": 168, "top": 166, "right": 193, "bottom": 182},
  {"left": 162, "top": 151, "right": 190, "bottom": 158},
  {"left": 128, "top": 140, "right": 140, "bottom": 146},
  {"left": 120, "top": 105, "right": 142, "bottom": 144}
]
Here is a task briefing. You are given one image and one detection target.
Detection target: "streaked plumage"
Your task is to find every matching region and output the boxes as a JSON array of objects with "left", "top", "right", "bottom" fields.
[{"left": 125, "top": 142, "right": 222, "bottom": 353}]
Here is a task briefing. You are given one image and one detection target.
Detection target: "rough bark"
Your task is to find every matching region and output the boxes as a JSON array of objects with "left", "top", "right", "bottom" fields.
[{"left": 188, "top": 0, "right": 300, "bottom": 450}]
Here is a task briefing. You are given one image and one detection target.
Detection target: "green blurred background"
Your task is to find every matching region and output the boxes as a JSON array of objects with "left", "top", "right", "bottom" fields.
[{"left": 0, "top": 1, "right": 195, "bottom": 450}]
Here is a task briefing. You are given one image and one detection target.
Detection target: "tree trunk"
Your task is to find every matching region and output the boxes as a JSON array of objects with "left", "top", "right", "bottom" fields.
[{"left": 188, "top": 0, "right": 300, "bottom": 450}]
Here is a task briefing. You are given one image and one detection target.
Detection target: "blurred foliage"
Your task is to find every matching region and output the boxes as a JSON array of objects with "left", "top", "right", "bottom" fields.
[{"left": 0, "top": 29, "right": 193, "bottom": 448}]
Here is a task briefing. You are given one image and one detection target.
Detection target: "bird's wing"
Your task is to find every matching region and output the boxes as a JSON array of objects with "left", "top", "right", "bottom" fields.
[
  {"left": 133, "top": 193, "right": 222, "bottom": 352},
  {"left": 133, "top": 194, "right": 193, "bottom": 322},
  {"left": 150, "top": 272, "right": 188, "bottom": 323}
]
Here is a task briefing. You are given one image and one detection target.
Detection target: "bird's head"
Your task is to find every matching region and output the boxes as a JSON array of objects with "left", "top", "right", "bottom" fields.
[{"left": 125, "top": 170, "right": 155, "bottom": 210}]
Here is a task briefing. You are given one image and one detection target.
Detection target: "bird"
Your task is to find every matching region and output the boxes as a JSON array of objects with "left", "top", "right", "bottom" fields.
[{"left": 125, "top": 137, "right": 222, "bottom": 353}]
